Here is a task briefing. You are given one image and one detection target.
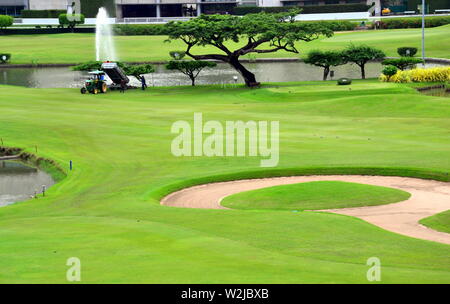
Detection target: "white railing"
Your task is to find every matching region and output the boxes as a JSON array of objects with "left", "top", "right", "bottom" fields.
[{"left": 122, "top": 17, "right": 194, "bottom": 24}]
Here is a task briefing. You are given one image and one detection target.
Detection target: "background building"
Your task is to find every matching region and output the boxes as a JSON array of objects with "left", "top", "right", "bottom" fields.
[{"left": 0, "top": 0, "right": 27, "bottom": 16}]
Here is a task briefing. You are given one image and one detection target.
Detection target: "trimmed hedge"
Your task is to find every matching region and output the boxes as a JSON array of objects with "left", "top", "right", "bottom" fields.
[
  {"left": 397, "top": 47, "right": 418, "bottom": 57},
  {"left": 376, "top": 16, "right": 450, "bottom": 29},
  {"left": 80, "top": 0, "right": 116, "bottom": 18},
  {"left": 21, "top": 10, "right": 66, "bottom": 18},
  {"left": 232, "top": 4, "right": 372, "bottom": 15},
  {"left": 114, "top": 24, "right": 168, "bottom": 35},
  {"left": 0, "top": 53, "right": 11, "bottom": 63},
  {"left": 0, "top": 28, "right": 95, "bottom": 35}
]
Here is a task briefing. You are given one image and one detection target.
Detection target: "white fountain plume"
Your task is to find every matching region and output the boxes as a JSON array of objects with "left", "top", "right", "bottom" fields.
[{"left": 96, "top": 7, "right": 117, "bottom": 62}]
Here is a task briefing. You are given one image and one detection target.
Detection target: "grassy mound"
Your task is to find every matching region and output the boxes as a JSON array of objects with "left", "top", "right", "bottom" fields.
[
  {"left": 420, "top": 210, "right": 450, "bottom": 234},
  {"left": 221, "top": 181, "right": 411, "bottom": 211}
]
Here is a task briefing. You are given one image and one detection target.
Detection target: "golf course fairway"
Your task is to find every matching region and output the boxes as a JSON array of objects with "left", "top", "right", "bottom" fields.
[{"left": 0, "top": 80, "right": 449, "bottom": 283}]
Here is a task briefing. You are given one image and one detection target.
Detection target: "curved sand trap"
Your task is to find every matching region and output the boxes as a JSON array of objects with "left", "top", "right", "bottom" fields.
[{"left": 161, "top": 175, "right": 450, "bottom": 245}]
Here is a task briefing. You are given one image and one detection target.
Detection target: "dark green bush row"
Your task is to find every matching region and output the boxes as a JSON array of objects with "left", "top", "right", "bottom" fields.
[
  {"left": 114, "top": 24, "right": 169, "bottom": 36},
  {"left": 0, "top": 53, "right": 11, "bottom": 63},
  {"left": 21, "top": 10, "right": 66, "bottom": 18},
  {"left": 232, "top": 4, "right": 372, "bottom": 15},
  {"left": 80, "top": 0, "right": 116, "bottom": 18},
  {"left": 306, "top": 20, "right": 357, "bottom": 31},
  {"left": 376, "top": 16, "right": 450, "bottom": 29}
]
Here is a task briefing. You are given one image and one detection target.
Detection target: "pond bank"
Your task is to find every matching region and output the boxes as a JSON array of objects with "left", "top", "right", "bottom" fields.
[{"left": 1, "top": 57, "right": 449, "bottom": 69}]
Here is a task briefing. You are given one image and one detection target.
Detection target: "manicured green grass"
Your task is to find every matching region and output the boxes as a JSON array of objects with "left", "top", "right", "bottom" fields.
[
  {"left": 221, "top": 181, "right": 411, "bottom": 211},
  {"left": 0, "top": 80, "right": 449, "bottom": 283},
  {"left": 421, "top": 210, "right": 450, "bottom": 233},
  {"left": 1, "top": 25, "right": 449, "bottom": 64}
]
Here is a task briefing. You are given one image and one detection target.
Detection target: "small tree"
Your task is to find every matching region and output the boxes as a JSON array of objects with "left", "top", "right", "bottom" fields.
[
  {"left": 165, "top": 11, "right": 333, "bottom": 87},
  {"left": 382, "top": 65, "right": 398, "bottom": 81},
  {"left": 122, "top": 64, "right": 155, "bottom": 81},
  {"left": 382, "top": 57, "right": 424, "bottom": 70},
  {"left": 0, "top": 15, "right": 13, "bottom": 29},
  {"left": 59, "top": 13, "right": 85, "bottom": 29},
  {"left": 304, "top": 50, "right": 344, "bottom": 80},
  {"left": 166, "top": 60, "right": 217, "bottom": 86},
  {"left": 342, "top": 45, "right": 385, "bottom": 79}
]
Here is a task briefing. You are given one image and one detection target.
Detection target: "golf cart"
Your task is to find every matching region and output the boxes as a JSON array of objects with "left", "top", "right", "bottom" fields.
[{"left": 81, "top": 71, "right": 108, "bottom": 94}]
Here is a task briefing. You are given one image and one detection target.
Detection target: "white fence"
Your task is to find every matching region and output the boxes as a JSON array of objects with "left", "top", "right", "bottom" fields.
[
  {"left": 14, "top": 18, "right": 116, "bottom": 25},
  {"left": 295, "top": 12, "right": 370, "bottom": 21}
]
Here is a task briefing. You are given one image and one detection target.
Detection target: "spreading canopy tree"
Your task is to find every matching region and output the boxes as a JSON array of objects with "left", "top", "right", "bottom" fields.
[
  {"left": 342, "top": 44, "right": 385, "bottom": 79},
  {"left": 165, "top": 11, "right": 333, "bottom": 87},
  {"left": 304, "top": 50, "right": 344, "bottom": 80}
]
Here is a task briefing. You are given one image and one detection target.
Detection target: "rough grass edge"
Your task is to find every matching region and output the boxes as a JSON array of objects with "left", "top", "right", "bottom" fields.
[
  {"left": 0, "top": 146, "right": 66, "bottom": 182},
  {"left": 149, "top": 166, "right": 450, "bottom": 203},
  {"left": 420, "top": 210, "right": 450, "bottom": 234}
]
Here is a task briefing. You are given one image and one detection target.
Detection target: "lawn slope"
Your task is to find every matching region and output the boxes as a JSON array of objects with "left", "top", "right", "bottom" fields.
[{"left": 0, "top": 80, "right": 449, "bottom": 283}]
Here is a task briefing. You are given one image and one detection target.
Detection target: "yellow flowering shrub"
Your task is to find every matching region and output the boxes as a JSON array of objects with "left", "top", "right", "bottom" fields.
[{"left": 380, "top": 66, "right": 450, "bottom": 83}]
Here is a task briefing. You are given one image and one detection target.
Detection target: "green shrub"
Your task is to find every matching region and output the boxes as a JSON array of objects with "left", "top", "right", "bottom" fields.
[
  {"left": 0, "top": 53, "right": 11, "bottom": 64},
  {"left": 59, "top": 14, "right": 85, "bottom": 29},
  {"left": 382, "top": 65, "right": 398, "bottom": 80},
  {"left": 377, "top": 16, "right": 450, "bottom": 29},
  {"left": 337, "top": 78, "right": 352, "bottom": 85},
  {"left": 21, "top": 10, "right": 66, "bottom": 18},
  {"left": 114, "top": 24, "right": 168, "bottom": 35},
  {"left": 0, "top": 15, "right": 13, "bottom": 29},
  {"left": 397, "top": 47, "right": 418, "bottom": 57},
  {"left": 382, "top": 58, "right": 424, "bottom": 70}
]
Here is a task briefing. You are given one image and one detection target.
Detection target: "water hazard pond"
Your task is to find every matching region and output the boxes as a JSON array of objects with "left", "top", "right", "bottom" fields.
[
  {"left": 2, "top": 61, "right": 446, "bottom": 88},
  {"left": 0, "top": 160, "right": 55, "bottom": 207}
]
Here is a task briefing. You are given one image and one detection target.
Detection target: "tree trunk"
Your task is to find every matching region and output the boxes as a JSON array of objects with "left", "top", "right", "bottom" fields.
[
  {"left": 189, "top": 75, "right": 195, "bottom": 86},
  {"left": 360, "top": 64, "right": 366, "bottom": 79},
  {"left": 229, "top": 57, "right": 259, "bottom": 87},
  {"left": 323, "top": 66, "right": 330, "bottom": 81}
]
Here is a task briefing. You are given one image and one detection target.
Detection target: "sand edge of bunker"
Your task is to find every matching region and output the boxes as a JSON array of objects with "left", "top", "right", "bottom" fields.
[{"left": 160, "top": 174, "right": 450, "bottom": 245}]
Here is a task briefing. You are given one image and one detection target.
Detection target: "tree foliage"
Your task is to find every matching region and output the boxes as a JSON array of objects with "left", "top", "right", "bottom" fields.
[
  {"left": 342, "top": 45, "right": 385, "bottom": 79},
  {"left": 165, "top": 11, "right": 333, "bottom": 86},
  {"left": 382, "top": 57, "right": 424, "bottom": 70},
  {"left": 166, "top": 60, "right": 216, "bottom": 86},
  {"left": 397, "top": 47, "right": 418, "bottom": 57},
  {"left": 304, "top": 50, "right": 344, "bottom": 80},
  {"left": 382, "top": 65, "right": 398, "bottom": 81},
  {"left": 0, "top": 15, "right": 13, "bottom": 29}
]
